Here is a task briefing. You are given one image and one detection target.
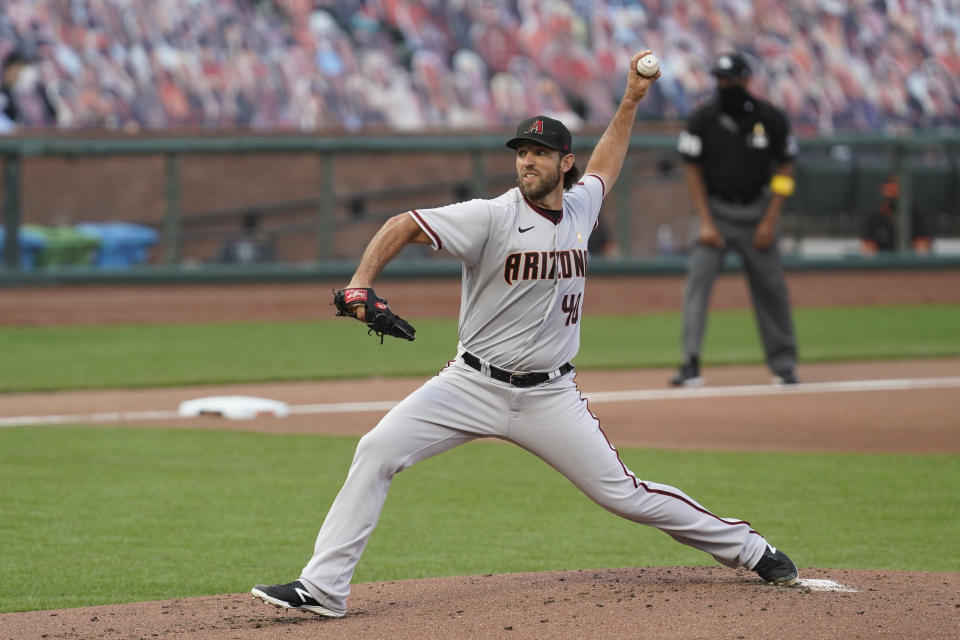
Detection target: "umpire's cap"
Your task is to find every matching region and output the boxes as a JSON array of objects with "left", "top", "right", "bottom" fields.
[
  {"left": 710, "top": 52, "right": 752, "bottom": 80},
  {"left": 506, "top": 115, "right": 572, "bottom": 153}
]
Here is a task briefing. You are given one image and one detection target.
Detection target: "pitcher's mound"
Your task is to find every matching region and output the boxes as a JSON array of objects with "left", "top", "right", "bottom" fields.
[{"left": 3, "top": 566, "right": 957, "bottom": 639}]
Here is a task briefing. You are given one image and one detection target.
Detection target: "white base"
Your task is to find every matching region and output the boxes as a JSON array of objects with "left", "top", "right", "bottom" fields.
[{"left": 177, "top": 396, "right": 290, "bottom": 420}]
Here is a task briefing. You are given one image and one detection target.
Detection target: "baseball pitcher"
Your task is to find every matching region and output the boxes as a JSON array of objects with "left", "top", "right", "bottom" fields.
[{"left": 252, "top": 50, "right": 798, "bottom": 619}]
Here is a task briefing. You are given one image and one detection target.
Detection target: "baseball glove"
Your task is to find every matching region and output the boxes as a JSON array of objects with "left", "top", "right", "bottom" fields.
[{"left": 332, "top": 287, "right": 416, "bottom": 343}]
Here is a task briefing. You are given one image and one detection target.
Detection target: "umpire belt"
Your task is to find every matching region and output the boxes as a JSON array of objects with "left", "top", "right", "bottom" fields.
[{"left": 461, "top": 352, "right": 573, "bottom": 388}]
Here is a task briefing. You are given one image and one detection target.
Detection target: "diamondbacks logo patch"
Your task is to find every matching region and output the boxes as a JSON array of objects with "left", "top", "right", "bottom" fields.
[{"left": 525, "top": 120, "right": 544, "bottom": 135}]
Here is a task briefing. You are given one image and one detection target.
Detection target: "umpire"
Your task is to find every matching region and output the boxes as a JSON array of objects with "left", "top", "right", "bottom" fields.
[{"left": 671, "top": 52, "right": 799, "bottom": 387}]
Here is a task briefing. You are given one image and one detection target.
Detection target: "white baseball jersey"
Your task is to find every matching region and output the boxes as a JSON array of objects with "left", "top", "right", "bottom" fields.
[
  {"left": 410, "top": 175, "right": 605, "bottom": 371},
  {"left": 296, "top": 172, "right": 771, "bottom": 615}
]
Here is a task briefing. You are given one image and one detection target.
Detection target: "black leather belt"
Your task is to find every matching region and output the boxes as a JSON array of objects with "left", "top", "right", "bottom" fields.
[{"left": 461, "top": 352, "right": 573, "bottom": 388}]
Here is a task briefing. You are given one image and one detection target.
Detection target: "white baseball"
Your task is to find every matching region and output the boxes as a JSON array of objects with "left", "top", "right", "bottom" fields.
[{"left": 636, "top": 53, "right": 660, "bottom": 77}]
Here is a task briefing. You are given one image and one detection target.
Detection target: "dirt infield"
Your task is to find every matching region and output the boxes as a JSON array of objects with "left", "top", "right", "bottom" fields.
[
  {"left": 1, "top": 269, "right": 958, "bottom": 639},
  {"left": 4, "top": 359, "right": 959, "bottom": 454},
  {"left": 3, "top": 269, "right": 960, "bottom": 325},
  {"left": 4, "top": 568, "right": 958, "bottom": 640}
]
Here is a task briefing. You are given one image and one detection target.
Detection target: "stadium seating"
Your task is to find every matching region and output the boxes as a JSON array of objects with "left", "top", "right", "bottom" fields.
[{"left": 0, "top": 0, "right": 956, "bottom": 135}]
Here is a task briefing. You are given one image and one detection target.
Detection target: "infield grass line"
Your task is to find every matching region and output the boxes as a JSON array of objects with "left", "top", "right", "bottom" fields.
[{"left": 1, "top": 303, "right": 958, "bottom": 392}]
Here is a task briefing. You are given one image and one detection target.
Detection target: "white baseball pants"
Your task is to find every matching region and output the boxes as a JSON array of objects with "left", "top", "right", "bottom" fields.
[{"left": 300, "top": 362, "right": 769, "bottom": 614}]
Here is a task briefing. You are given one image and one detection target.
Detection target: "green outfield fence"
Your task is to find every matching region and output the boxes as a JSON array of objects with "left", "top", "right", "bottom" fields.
[{"left": 1, "top": 132, "right": 959, "bottom": 284}]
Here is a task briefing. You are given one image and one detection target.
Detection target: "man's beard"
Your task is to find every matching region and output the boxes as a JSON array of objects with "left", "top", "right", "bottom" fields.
[{"left": 517, "top": 165, "right": 562, "bottom": 201}]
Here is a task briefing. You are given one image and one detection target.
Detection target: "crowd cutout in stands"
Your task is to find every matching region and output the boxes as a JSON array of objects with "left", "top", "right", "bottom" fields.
[{"left": 0, "top": 0, "right": 958, "bottom": 135}]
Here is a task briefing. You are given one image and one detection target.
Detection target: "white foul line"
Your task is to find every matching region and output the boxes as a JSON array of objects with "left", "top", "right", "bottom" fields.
[
  {"left": 288, "top": 401, "right": 401, "bottom": 415},
  {"left": 0, "top": 409, "right": 182, "bottom": 427},
  {"left": 2, "top": 377, "right": 959, "bottom": 428},
  {"left": 584, "top": 376, "right": 960, "bottom": 403}
]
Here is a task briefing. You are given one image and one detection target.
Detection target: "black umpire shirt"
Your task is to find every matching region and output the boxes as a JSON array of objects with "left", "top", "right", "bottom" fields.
[{"left": 677, "top": 94, "right": 797, "bottom": 205}]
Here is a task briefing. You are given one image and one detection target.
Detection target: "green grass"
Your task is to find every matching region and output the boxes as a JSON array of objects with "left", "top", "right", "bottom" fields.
[
  {"left": 0, "top": 426, "right": 957, "bottom": 612},
  {"left": 1, "top": 304, "right": 958, "bottom": 392}
]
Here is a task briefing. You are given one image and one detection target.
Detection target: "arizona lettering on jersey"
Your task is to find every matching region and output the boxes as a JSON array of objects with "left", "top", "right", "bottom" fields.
[
  {"left": 410, "top": 175, "right": 604, "bottom": 371},
  {"left": 503, "top": 248, "right": 588, "bottom": 285}
]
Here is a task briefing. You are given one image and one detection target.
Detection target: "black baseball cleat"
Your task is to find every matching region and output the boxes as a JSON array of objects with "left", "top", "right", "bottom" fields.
[
  {"left": 670, "top": 356, "right": 704, "bottom": 388},
  {"left": 751, "top": 545, "right": 799, "bottom": 586},
  {"left": 251, "top": 580, "right": 345, "bottom": 618},
  {"left": 772, "top": 370, "right": 799, "bottom": 385}
]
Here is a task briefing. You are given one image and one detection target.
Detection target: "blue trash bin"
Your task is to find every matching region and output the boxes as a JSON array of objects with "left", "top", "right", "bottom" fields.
[
  {"left": 0, "top": 226, "right": 48, "bottom": 269},
  {"left": 74, "top": 223, "right": 159, "bottom": 268}
]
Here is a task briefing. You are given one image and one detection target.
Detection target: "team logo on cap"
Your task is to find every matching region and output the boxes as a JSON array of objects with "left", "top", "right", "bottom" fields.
[{"left": 525, "top": 120, "right": 544, "bottom": 135}]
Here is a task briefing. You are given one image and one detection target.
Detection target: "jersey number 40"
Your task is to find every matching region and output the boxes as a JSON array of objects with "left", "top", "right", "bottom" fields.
[{"left": 562, "top": 292, "right": 582, "bottom": 326}]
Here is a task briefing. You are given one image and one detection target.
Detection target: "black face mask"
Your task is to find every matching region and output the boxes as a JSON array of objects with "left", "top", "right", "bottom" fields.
[{"left": 718, "top": 85, "right": 751, "bottom": 116}]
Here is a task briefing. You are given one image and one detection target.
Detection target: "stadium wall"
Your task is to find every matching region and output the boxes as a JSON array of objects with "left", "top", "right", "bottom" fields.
[{"left": 1, "top": 132, "right": 959, "bottom": 284}]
